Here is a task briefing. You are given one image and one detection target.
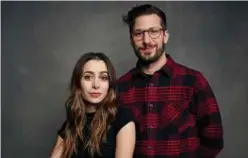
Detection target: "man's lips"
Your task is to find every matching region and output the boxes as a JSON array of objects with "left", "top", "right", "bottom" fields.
[
  {"left": 139, "top": 45, "right": 156, "bottom": 51},
  {"left": 140, "top": 46, "right": 155, "bottom": 50}
]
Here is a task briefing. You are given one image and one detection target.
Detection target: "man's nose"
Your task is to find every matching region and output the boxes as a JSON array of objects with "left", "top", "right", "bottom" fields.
[{"left": 142, "top": 31, "right": 151, "bottom": 44}]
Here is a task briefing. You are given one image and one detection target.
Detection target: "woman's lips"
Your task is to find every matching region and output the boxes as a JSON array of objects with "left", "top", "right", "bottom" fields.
[{"left": 89, "top": 93, "right": 101, "bottom": 98}]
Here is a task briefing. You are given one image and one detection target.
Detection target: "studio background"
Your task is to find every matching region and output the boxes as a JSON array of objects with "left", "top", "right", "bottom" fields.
[{"left": 2, "top": 1, "right": 248, "bottom": 158}]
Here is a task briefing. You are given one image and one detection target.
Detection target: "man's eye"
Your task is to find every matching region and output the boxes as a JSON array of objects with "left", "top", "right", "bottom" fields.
[
  {"left": 149, "top": 29, "right": 160, "bottom": 34},
  {"left": 134, "top": 32, "right": 143, "bottom": 36}
]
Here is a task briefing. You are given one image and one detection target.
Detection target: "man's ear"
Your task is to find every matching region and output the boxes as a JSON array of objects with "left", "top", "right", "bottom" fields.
[{"left": 163, "top": 30, "right": 169, "bottom": 44}]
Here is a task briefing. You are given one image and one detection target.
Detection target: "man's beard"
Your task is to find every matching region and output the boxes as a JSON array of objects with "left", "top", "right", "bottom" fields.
[{"left": 133, "top": 43, "right": 165, "bottom": 66}]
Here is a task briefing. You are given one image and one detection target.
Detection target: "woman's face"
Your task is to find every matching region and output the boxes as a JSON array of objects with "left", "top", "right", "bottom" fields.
[{"left": 80, "top": 59, "right": 109, "bottom": 104}]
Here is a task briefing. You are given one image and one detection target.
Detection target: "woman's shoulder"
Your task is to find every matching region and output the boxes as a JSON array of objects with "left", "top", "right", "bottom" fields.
[
  {"left": 115, "top": 106, "right": 136, "bottom": 121},
  {"left": 116, "top": 106, "right": 132, "bottom": 115},
  {"left": 112, "top": 106, "right": 135, "bottom": 134}
]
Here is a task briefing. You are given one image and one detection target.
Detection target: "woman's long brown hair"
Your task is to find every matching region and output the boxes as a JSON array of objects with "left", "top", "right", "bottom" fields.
[{"left": 61, "top": 52, "right": 117, "bottom": 158}]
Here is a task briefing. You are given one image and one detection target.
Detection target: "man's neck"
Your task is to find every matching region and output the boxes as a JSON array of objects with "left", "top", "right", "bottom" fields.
[{"left": 141, "top": 53, "right": 167, "bottom": 75}]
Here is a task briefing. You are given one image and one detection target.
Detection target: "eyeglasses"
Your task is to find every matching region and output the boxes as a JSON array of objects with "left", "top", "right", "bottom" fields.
[{"left": 132, "top": 28, "right": 164, "bottom": 41}]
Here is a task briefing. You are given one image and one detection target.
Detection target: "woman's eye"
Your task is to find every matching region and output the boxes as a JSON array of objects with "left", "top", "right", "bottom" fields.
[
  {"left": 101, "top": 76, "right": 109, "bottom": 81},
  {"left": 84, "top": 75, "right": 92, "bottom": 80}
]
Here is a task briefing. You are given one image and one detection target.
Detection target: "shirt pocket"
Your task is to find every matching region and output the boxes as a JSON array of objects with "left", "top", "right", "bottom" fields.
[{"left": 159, "top": 100, "right": 196, "bottom": 135}]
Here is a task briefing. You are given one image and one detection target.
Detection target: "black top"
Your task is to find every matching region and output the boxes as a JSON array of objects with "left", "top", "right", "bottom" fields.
[{"left": 58, "top": 107, "right": 135, "bottom": 158}]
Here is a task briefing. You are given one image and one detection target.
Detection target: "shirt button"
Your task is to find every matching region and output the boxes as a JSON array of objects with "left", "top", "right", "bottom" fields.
[
  {"left": 148, "top": 103, "right": 153, "bottom": 107},
  {"left": 148, "top": 146, "right": 153, "bottom": 150},
  {"left": 149, "top": 83, "right": 154, "bottom": 87}
]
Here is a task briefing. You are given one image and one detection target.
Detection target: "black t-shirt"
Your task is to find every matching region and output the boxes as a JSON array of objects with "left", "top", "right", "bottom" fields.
[{"left": 58, "top": 107, "right": 135, "bottom": 158}]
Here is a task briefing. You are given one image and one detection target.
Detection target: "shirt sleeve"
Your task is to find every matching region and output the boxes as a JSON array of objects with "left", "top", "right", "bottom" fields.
[
  {"left": 114, "top": 107, "right": 136, "bottom": 135},
  {"left": 57, "top": 121, "right": 66, "bottom": 139},
  {"left": 193, "top": 72, "right": 224, "bottom": 158}
]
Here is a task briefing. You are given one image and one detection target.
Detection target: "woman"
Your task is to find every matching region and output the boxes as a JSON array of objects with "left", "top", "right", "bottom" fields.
[{"left": 50, "top": 52, "right": 136, "bottom": 158}]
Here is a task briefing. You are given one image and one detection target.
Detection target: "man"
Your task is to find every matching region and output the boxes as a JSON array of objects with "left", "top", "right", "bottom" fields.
[{"left": 116, "top": 4, "right": 224, "bottom": 158}]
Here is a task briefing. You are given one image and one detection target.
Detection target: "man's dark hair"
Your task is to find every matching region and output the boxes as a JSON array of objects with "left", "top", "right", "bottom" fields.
[{"left": 122, "top": 4, "right": 167, "bottom": 33}]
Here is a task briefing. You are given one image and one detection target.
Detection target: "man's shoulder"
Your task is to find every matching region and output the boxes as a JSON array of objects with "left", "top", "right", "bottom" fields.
[
  {"left": 173, "top": 61, "right": 203, "bottom": 77},
  {"left": 172, "top": 61, "right": 210, "bottom": 86},
  {"left": 116, "top": 67, "right": 136, "bottom": 84}
]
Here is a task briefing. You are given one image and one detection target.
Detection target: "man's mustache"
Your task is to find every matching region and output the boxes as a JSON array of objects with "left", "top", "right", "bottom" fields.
[{"left": 139, "top": 44, "right": 156, "bottom": 50}]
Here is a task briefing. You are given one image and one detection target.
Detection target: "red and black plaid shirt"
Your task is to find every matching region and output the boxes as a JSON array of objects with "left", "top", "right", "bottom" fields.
[{"left": 116, "top": 54, "right": 223, "bottom": 158}]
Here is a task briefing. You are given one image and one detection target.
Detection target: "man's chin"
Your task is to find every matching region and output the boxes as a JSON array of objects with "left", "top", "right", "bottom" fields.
[
  {"left": 135, "top": 50, "right": 160, "bottom": 65},
  {"left": 139, "top": 57, "right": 157, "bottom": 65}
]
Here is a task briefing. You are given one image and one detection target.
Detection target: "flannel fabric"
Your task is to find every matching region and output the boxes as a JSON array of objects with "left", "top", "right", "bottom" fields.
[{"left": 116, "top": 54, "right": 223, "bottom": 158}]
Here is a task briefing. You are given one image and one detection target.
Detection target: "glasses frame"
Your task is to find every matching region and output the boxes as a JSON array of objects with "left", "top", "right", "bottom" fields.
[{"left": 132, "top": 28, "right": 165, "bottom": 41}]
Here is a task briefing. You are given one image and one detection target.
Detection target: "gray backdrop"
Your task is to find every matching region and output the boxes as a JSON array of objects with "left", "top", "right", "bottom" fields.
[{"left": 2, "top": 1, "right": 248, "bottom": 158}]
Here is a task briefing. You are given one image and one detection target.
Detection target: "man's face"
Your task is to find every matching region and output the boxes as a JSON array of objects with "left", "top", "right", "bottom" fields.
[{"left": 130, "top": 14, "right": 169, "bottom": 65}]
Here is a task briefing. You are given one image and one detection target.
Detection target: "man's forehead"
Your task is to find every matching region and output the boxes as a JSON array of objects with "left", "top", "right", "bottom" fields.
[{"left": 133, "top": 14, "right": 162, "bottom": 29}]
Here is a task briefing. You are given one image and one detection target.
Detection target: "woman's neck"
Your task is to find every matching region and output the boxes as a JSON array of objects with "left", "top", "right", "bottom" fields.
[{"left": 86, "top": 104, "right": 98, "bottom": 113}]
